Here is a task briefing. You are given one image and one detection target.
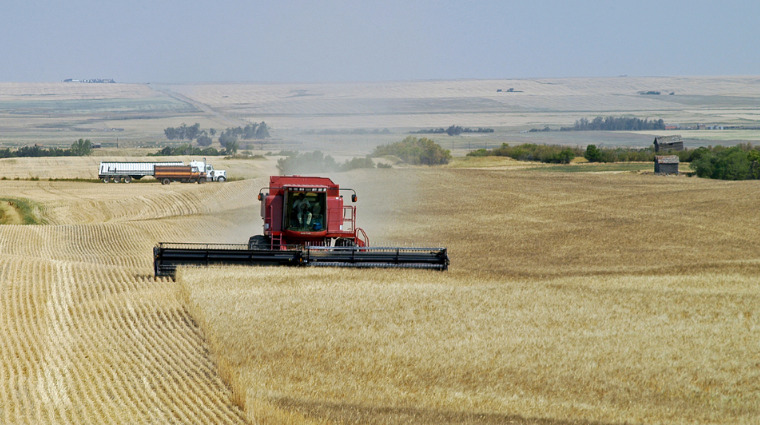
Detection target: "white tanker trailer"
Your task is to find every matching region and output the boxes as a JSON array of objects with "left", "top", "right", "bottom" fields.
[{"left": 98, "top": 160, "right": 226, "bottom": 183}]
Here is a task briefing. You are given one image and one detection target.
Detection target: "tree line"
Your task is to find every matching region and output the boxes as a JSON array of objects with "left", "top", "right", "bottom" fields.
[
  {"left": 148, "top": 144, "right": 229, "bottom": 156},
  {"left": 467, "top": 143, "right": 669, "bottom": 164},
  {"left": 468, "top": 143, "right": 580, "bottom": 164},
  {"left": 0, "top": 139, "right": 92, "bottom": 158},
  {"left": 373, "top": 136, "right": 451, "bottom": 165},
  {"left": 563, "top": 116, "right": 665, "bottom": 131},
  {"left": 276, "top": 151, "right": 376, "bottom": 175},
  {"left": 164, "top": 122, "right": 270, "bottom": 150},
  {"left": 411, "top": 125, "right": 494, "bottom": 136},
  {"left": 690, "top": 145, "right": 760, "bottom": 180},
  {"left": 467, "top": 142, "right": 760, "bottom": 180}
]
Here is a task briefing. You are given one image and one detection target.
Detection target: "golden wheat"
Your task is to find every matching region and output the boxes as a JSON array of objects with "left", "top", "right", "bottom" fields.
[
  {"left": 4, "top": 155, "right": 760, "bottom": 424},
  {"left": 180, "top": 167, "right": 760, "bottom": 425},
  {"left": 0, "top": 177, "right": 256, "bottom": 424}
]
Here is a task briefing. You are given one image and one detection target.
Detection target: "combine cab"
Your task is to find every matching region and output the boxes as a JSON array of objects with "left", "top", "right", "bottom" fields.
[{"left": 154, "top": 175, "right": 449, "bottom": 277}]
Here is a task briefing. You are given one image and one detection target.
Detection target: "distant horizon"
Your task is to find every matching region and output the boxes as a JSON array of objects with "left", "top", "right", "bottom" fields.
[{"left": 9, "top": 73, "right": 760, "bottom": 86}]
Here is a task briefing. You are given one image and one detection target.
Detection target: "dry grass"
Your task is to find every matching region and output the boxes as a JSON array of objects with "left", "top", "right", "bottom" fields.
[
  {"left": 0, "top": 201, "right": 23, "bottom": 224},
  {"left": 180, "top": 167, "right": 760, "bottom": 425}
]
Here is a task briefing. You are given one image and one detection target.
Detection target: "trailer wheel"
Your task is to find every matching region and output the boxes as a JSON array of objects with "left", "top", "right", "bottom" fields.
[
  {"left": 162, "top": 178, "right": 170, "bottom": 185},
  {"left": 102, "top": 177, "right": 110, "bottom": 183},
  {"left": 197, "top": 178, "right": 204, "bottom": 184},
  {"left": 124, "top": 176, "right": 132, "bottom": 183}
]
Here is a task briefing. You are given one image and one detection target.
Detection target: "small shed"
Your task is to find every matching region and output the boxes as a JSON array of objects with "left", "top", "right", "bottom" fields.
[
  {"left": 654, "top": 155, "right": 679, "bottom": 175},
  {"left": 654, "top": 135, "right": 683, "bottom": 152}
]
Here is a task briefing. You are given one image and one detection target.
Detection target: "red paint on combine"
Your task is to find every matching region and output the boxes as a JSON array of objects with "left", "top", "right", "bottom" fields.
[{"left": 257, "top": 175, "right": 367, "bottom": 249}]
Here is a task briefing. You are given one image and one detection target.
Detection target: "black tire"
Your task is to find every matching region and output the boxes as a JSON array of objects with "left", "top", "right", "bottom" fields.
[
  {"left": 248, "top": 235, "right": 270, "bottom": 250},
  {"left": 102, "top": 177, "right": 110, "bottom": 183},
  {"left": 124, "top": 176, "right": 132, "bottom": 183},
  {"left": 162, "top": 178, "right": 170, "bottom": 185},
  {"left": 197, "top": 178, "right": 204, "bottom": 184},
  {"left": 217, "top": 176, "right": 226, "bottom": 182}
]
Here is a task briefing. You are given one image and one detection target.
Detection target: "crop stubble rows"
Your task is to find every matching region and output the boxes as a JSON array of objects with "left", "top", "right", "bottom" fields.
[
  {"left": 181, "top": 168, "right": 760, "bottom": 425},
  {"left": 0, "top": 179, "right": 263, "bottom": 424}
]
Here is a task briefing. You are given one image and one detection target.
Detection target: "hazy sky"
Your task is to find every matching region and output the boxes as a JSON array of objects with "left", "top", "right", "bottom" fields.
[{"left": 2, "top": 0, "right": 757, "bottom": 83}]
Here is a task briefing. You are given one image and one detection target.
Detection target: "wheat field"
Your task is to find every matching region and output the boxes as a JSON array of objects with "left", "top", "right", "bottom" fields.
[
  {"left": 0, "top": 173, "right": 275, "bottom": 424},
  {"left": 179, "top": 167, "right": 760, "bottom": 425},
  {"left": 1, "top": 158, "right": 759, "bottom": 424},
  {"left": 2, "top": 75, "right": 760, "bottom": 424}
]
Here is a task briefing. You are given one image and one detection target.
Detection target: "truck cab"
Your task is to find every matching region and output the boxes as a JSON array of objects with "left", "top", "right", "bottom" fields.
[{"left": 189, "top": 160, "right": 227, "bottom": 182}]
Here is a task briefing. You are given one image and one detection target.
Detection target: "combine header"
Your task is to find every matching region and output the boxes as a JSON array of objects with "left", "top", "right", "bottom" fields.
[{"left": 154, "top": 175, "right": 449, "bottom": 277}]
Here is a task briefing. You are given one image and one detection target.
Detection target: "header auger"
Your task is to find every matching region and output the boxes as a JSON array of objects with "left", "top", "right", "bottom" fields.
[{"left": 154, "top": 175, "right": 449, "bottom": 277}]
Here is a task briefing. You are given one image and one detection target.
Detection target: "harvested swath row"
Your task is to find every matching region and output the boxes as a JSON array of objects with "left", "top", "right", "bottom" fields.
[
  {"left": 0, "top": 255, "right": 247, "bottom": 424},
  {"left": 0, "top": 177, "right": 253, "bottom": 424},
  {"left": 0, "top": 225, "right": 147, "bottom": 270},
  {"left": 12, "top": 180, "right": 256, "bottom": 226},
  {"left": 0, "top": 216, "right": 246, "bottom": 273},
  {"left": 41, "top": 185, "right": 221, "bottom": 225}
]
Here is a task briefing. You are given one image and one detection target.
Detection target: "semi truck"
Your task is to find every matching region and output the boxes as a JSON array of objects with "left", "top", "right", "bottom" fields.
[{"left": 98, "top": 160, "right": 227, "bottom": 183}]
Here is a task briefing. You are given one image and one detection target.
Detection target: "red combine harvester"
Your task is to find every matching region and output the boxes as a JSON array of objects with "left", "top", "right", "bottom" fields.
[{"left": 153, "top": 175, "right": 449, "bottom": 277}]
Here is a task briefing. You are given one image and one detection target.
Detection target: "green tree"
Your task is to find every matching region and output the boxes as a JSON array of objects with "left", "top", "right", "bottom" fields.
[
  {"left": 70, "top": 139, "right": 92, "bottom": 156},
  {"left": 372, "top": 136, "right": 451, "bottom": 165},
  {"left": 584, "top": 144, "right": 602, "bottom": 162},
  {"left": 717, "top": 148, "right": 750, "bottom": 180},
  {"left": 186, "top": 123, "right": 201, "bottom": 140},
  {"left": 255, "top": 122, "right": 270, "bottom": 138},
  {"left": 748, "top": 150, "right": 760, "bottom": 179},
  {"left": 557, "top": 148, "right": 575, "bottom": 164},
  {"left": 197, "top": 134, "right": 213, "bottom": 147},
  {"left": 692, "top": 146, "right": 752, "bottom": 180},
  {"left": 692, "top": 151, "right": 716, "bottom": 178},
  {"left": 219, "top": 132, "right": 238, "bottom": 150},
  {"left": 224, "top": 139, "right": 239, "bottom": 154}
]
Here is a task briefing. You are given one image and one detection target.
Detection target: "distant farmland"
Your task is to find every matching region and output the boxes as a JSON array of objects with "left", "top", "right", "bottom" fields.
[{"left": 2, "top": 77, "right": 760, "bottom": 153}]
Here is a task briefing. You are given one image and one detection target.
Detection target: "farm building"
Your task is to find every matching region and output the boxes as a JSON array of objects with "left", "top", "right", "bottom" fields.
[
  {"left": 654, "top": 135, "right": 683, "bottom": 152},
  {"left": 654, "top": 155, "right": 679, "bottom": 175}
]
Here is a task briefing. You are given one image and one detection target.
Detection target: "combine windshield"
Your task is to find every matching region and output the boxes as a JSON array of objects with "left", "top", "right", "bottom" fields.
[{"left": 285, "top": 190, "right": 327, "bottom": 231}]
